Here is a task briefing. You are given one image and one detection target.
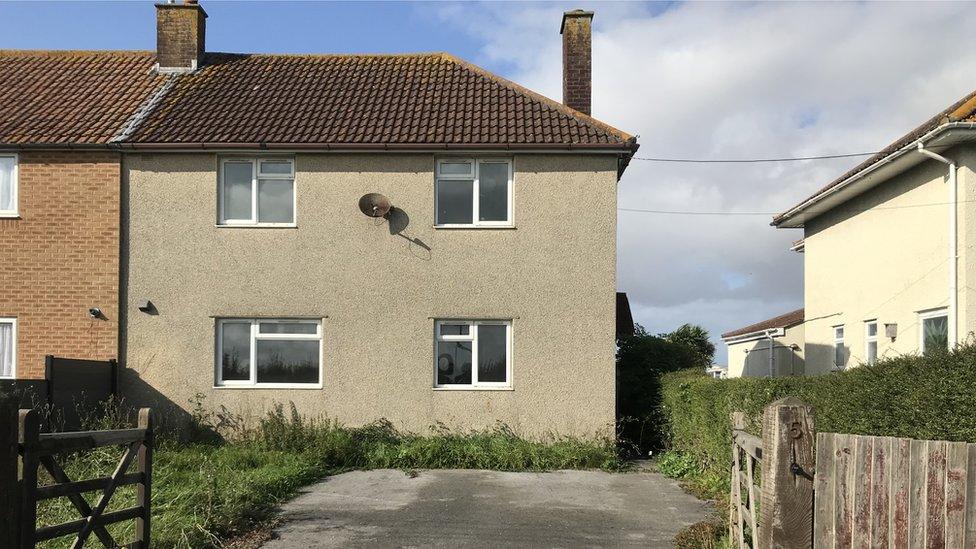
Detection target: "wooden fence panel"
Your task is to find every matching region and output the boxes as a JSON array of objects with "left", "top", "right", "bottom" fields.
[{"left": 816, "top": 433, "right": 976, "bottom": 548}]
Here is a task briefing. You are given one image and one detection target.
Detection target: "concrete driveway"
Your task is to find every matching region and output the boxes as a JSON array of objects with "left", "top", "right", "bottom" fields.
[{"left": 260, "top": 469, "right": 710, "bottom": 548}]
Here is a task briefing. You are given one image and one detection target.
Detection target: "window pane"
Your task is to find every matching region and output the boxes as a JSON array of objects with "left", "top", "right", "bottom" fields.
[
  {"left": 0, "top": 322, "right": 12, "bottom": 378},
  {"left": 923, "top": 315, "right": 948, "bottom": 354},
  {"left": 477, "top": 324, "right": 507, "bottom": 383},
  {"left": 257, "top": 179, "right": 294, "bottom": 223},
  {"left": 439, "top": 160, "right": 473, "bottom": 176},
  {"left": 223, "top": 162, "right": 253, "bottom": 220},
  {"left": 835, "top": 327, "right": 844, "bottom": 339},
  {"left": 439, "top": 323, "right": 470, "bottom": 337},
  {"left": 478, "top": 163, "right": 508, "bottom": 222},
  {"left": 436, "top": 340, "right": 472, "bottom": 385},
  {"left": 259, "top": 322, "right": 317, "bottom": 335},
  {"left": 256, "top": 340, "right": 320, "bottom": 384},
  {"left": 436, "top": 179, "right": 473, "bottom": 224},
  {"left": 259, "top": 160, "right": 293, "bottom": 175},
  {"left": 867, "top": 341, "right": 878, "bottom": 364},
  {"left": 867, "top": 323, "right": 877, "bottom": 337},
  {"left": 220, "top": 322, "right": 251, "bottom": 381},
  {"left": 0, "top": 157, "right": 13, "bottom": 212},
  {"left": 834, "top": 343, "right": 844, "bottom": 367}
]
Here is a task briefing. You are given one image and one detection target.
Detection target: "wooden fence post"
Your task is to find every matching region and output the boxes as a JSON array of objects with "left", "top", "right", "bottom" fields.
[
  {"left": 18, "top": 409, "right": 40, "bottom": 549},
  {"left": 135, "top": 408, "right": 153, "bottom": 547},
  {"left": 0, "top": 401, "right": 18, "bottom": 548},
  {"left": 759, "top": 397, "right": 815, "bottom": 549}
]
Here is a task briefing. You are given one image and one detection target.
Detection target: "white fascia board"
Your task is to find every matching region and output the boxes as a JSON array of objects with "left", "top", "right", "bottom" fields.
[
  {"left": 723, "top": 327, "right": 786, "bottom": 345},
  {"left": 774, "top": 123, "right": 976, "bottom": 228}
]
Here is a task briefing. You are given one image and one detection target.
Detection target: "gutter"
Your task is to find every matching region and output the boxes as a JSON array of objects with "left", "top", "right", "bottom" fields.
[
  {"left": 0, "top": 141, "right": 637, "bottom": 154},
  {"left": 916, "top": 143, "right": 958, "bottom": 348},
  {"left": 772, "top": 122, "right": 976, "bottom": 227}
]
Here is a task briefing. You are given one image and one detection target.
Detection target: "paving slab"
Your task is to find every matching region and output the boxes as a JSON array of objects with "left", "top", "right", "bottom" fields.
[{"left": 260, "top": 469, "right": 710, "bottom": 548}]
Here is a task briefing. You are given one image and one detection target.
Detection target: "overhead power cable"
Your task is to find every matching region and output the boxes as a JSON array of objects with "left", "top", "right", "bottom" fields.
[
  {"left": 632, "top": 151, "right": 879, "bottom": 163},
  {"left": 618, "top": 198, "right": 976, "bottom": 217}
]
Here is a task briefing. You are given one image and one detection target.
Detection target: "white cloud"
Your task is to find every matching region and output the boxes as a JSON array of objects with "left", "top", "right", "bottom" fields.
[{"left": 431, "top": 1, "right": 976, "bottom": 364}]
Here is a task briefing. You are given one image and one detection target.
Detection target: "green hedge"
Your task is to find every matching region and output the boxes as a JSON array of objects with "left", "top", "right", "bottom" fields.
[{"left": 660, "top": 345, "right": 976, "bottom": 497}]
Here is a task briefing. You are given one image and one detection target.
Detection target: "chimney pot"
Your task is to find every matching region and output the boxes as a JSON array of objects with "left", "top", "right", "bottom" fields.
[
  {"left": 155, "top": 1, "right": 207, "bottom": 73},
  {"left": 560, "top": 9, "right": 594, "bottom": 116}
]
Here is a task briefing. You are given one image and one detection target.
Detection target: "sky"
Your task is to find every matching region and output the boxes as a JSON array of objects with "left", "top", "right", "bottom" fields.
[{"left": 2, "top": 1, "right": 975, "bottom": 364}]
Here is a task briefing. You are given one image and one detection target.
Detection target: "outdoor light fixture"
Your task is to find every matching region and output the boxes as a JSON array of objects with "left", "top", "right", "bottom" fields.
[
  {"left": 138, "top": 300, "right": 157, "bottom": 315},
  {"left": 885, "top": 323, "right": 898, "bottom": 341},
  {"left": 88, "top": 307, "right": 102, "bottom": 319}
]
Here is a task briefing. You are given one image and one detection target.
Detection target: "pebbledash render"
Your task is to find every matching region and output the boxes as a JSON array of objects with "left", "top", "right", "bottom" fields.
[{"left": 107, "top": 4, "right": 635, "bottom": 437}]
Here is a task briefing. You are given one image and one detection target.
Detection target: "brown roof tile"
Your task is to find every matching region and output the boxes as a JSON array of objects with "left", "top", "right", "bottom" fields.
[
  {"left": 721, "top": 308, "right": 804, "bottom": 339},
  {"left": 774, "top": 89, "right": 976, "bottom": 225},
  {"left": 127, "top": 52, "right": 634, "bottom": 147},
  {"left": 0, "top": 50, "right": 168, "bottom": 144}
]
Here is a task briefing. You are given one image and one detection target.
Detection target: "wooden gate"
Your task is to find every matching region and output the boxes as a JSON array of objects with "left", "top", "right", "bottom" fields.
[
  {"left": 1, "top": 405, "right": 153, "bottom": 548},
  {"left": 731, "top": 411, "right": 762, "bottom": 548},
  {"left": 815, "top": 433, "right": 976, "bottom": 547},
  {"left": 730, "top": 399, "right": 976, "bottom": 548}
]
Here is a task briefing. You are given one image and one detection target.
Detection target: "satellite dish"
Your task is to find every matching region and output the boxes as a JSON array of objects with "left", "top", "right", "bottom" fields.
[{"left": 358, "top": 193, "right": 392, "bottom": 218}]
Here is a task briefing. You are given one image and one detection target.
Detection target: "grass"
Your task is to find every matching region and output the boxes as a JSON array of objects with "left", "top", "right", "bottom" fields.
[{"left": 35, "top": 402, "right": 620, "bottom": 548}]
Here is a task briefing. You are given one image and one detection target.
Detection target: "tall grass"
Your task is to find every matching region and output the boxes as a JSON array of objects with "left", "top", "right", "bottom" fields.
[{"left": 36, "top": 402, "right": 619, "bottom": 548}]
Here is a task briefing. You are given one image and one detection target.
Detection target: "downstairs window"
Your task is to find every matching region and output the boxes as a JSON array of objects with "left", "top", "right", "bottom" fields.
[
  {"left": 216, "top": 319, "right": 321, "bottom": 387},
  {"left": 434, "top": 320, "right": 511, "bottom": 388}
]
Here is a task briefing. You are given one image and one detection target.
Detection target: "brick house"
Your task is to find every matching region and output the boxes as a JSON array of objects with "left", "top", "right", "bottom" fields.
[
  {"left": 0, "top": 52, "right": 167, "bottom": 382},
  {"left": 1, "top": 3, "right": 638, "bottom": 437}
]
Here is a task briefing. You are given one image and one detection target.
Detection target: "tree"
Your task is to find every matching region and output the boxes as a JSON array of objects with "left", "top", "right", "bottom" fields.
[{"left": 661, "top": 324, "right": 715, "bottom": 369}]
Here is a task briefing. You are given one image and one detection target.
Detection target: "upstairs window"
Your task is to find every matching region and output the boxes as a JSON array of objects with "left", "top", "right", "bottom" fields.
[
  {"left": 434, "top": 320, "right": 511, "bottom": 388},
  {"left": 833, "top": 326, "right": 846, "bottom": 368},
  {"left": 865, "top": 320, "right": 878, "bottom": 364},
  {"left": 216, "top": 319, "right": 321, "bottom": 387},
  {"left": 0, "top": 318, "right": 15, "bottom": 379},
  {"left": 0, "top": 154, "right": 17, "bottom": 217},
  {"left": 219, "top": 158, "right": 295, "bottom": 225},
  {"left": 919, "top": 309, "right": 948, "bottom": 355},
  {"left": 435, "top": 159, "right": 512, "bottom": 227}
]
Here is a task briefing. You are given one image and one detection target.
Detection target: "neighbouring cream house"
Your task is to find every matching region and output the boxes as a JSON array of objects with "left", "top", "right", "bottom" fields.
[
  {"left": 722, "top": 309, "right": 804, "bottom": 378},
  {"left": 767, "top": 91, "right": 976, "bottom": 375},
  {"left": 107, "top": 4, "right": 637, "bottom": 437}
]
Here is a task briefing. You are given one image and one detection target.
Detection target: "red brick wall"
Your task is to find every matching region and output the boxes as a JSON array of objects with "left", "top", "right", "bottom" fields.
[{"left": 0, "top": 151, "right": 119, "bottom": 379}]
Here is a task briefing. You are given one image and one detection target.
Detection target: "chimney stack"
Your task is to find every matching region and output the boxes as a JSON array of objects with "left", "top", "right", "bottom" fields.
[
  {"left": 560, "top": 9, "right": 593, "bottom": 116},
  {"left": 155, "top": 0, "right": 207, "bottom": 73}
]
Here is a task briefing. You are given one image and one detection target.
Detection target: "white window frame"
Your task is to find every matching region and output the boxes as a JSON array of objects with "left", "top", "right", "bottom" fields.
[
  {"left": 832, "top": 325, "right": 845, "bottom": 368},
  {"left": 435, "top": 158, "right": 513, "bottom": 227},
  {"left": 864, "top": 320, "right": 878, "bottom": 365},
  {"left": 919, "top": 308, "right": 949, "bottom": 354},
  {"left": 0, "top": 317, "right": 16, "bottom": 379},
  {"left": 433, "top": 320, "right": 512, "bottom": 390},
  {"left": 0, "top": 153, "right": 18, "bottom": 217},
  {"left": 218, "top": 158, "right": 297, "bottom": 226},
  {"left": 215, "top": 318, "right": 322, "bottom": 388}
]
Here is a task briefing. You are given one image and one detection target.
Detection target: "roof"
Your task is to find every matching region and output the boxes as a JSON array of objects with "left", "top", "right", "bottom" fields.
[
  {"left": 128, "top": 52, "right": 634, "bottom": 148},
  {"left": 773, "top": 89, "right": 976, "bottom": 226},
  {"left": 721, "top": 308, "right": 804, "bottom": 340},
  {"left": 0, "top": 50, "right": 636, "bottom": 151},
  {"left": 0, "top": 50, "right": 168, "bottom": 144}
]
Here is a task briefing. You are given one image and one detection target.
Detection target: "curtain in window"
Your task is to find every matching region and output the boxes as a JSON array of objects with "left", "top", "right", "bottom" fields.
[
  {"left": 0, "top": 157, "right": 13, "bottom": 211},
  {"left": 0, "top": 322, "right": 12, "bottom": 377}
]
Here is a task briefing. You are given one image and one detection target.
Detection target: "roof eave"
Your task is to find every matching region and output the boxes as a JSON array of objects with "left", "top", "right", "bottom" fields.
[
  {"left": 772, "top": 123, "right": 976, "bottom": 229},
  {"left": 0, "top": 141, "right": 638, "bottom": 154}
]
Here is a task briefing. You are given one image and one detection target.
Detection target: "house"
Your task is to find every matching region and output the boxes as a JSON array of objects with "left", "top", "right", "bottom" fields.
[
  {"left": 704, "top": 365, "right": 727, "bottom": 379},
  {"left": 772, "top": 89, "right": 976, "bottom": 374},
  {"left": 722, "top": 309, "right": 804, "bottom": 377},
  {"left": 0, "top": 3, "right": 638, "bottom": 437},
  {"left": 0, "top": 51, "right": 169, "bottom": 388}
]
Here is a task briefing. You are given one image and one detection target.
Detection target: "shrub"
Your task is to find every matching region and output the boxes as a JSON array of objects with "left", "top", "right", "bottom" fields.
[
  {"left": 659, "top": 344, "right": 976, "bottom": 499},
  {"left": 617, "top": 326, "right": 701, "bottom": 453}
]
